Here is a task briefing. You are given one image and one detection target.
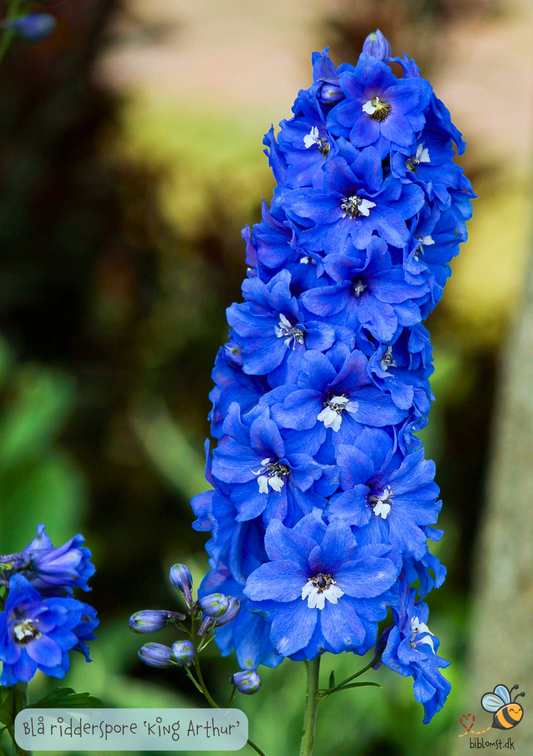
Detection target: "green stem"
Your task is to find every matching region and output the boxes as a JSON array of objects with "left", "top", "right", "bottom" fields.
[
  {"left": 326, "top": 654, "right": 379, "bottom": 695},
  {"left": 193, "top": 654, "right": 219, "bottom": 711},
  {"left": 227, "top": 684, "right": 237, "bottom": 708},
  {"left": 299, "top": 657, "right": 321, "bottom": 756},
  {"left": 189, "top": 625, "right": 266, "bottom": 756}
]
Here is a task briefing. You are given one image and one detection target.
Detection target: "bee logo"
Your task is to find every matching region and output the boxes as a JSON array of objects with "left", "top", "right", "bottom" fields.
[{"left": 481, "top": 684, "right": 525, "bottom": 730}]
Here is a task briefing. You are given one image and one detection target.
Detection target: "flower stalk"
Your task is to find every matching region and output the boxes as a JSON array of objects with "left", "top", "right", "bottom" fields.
[{"left": 299, "top": 658, "right": 321, "bottom": 756}]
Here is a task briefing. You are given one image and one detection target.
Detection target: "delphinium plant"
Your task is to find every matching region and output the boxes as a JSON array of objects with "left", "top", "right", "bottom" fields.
[
  {"left": 130, "top": 29, "right": 474, "bottom": 756},
  {"left": 0, "top": 526, "right": 100, "bottom": 754}
]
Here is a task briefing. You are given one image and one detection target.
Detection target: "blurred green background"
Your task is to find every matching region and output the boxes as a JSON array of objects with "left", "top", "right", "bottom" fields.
[{"left": 0, "top": 0, "right": 532, "bottom": 754}]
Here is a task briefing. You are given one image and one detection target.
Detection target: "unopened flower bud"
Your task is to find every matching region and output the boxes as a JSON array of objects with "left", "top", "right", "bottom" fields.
[
  {"left": 129, "top": 609, "right": 185, "bottom": 634},
  {"left": 138, "top": 642, "right": 174, "bottom": 668},
  {"left": 198, "top": 592, "right": 229, "bottom": 618},
  {"left": 317, "top": 80, "right": 344, "bottom": 108},
  {"left": 231, "top": 670, "right": 262, "bottom": 695},
  {"left": 9, "top": 13, "right": 57, "bottom": 42},
  {"left": 362, "top": 29, "right": 391, "bottom": 62},
  {"left": 171, "top": 640, "right": 195, "bottom": 667},
  {"left": 169, "top": 564, "right": 193, "bottom": 604},
  {"left": 197, "top": 616, "right": 215, "bottom": 637},
  {"left": 213, "top": 597, "right": 240, "bottom": 627}
]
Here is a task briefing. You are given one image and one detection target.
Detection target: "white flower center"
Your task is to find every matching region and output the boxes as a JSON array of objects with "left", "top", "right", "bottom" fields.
[
  {"left": 301, "top": 573, "right": 344, "bottom": 610},
  {"left": 13, "top": 620, "right": 40, "bottom": 645},
  {"left": 380, "top": 346, "right": 396, "bottom": 372},
  {"left": 369, "top": 486, "right": 393, "bottom": 519},
  {"left": 410, "top": 616, "right": 435, "bottom": 652},
  {"left": 341, "top": 195, "right": 376, "bottom": 219},
  {"left": 274, "top": 314, "right": 305, "bottom": 350},
  {"left": 252, "top": 458, "right": 290, "bottom": 494},
  {"left": 303, "top": 126, "right": 329, "bottom": 155},
  {"left": 317, "top": 394, "right": 358, "bottom": 432},
  {"left": 406, "top": 143, "right": 430, "bottom": 172},
  {"left": 362, "top": 96, "right": 392, "bottom": 122},
  {"left": 300, "top": 256, "right": 317, "bottom": 265},
  {"left": 353, "top": 279, "right": 367, "bottom": 297},
  {"left": 413, "top": 234, "right": 434, "bottom": 261}
]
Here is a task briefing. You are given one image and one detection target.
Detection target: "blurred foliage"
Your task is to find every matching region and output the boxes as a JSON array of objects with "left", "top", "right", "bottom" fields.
[
  {"left": 0, "top": 336, "right": 85, "bottom": 554},
  {"left": 0, "top": 0, "right": 528, "bottom": 754}
]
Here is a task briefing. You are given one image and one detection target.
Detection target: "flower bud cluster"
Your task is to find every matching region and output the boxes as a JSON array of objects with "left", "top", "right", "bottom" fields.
[
  {"left": 191, "top": 30, "right": 474, "bottom": 722},
  {"left": 131, "top": 564, "right": 243, "bottom": 682},
  {"left": 0, "top": 525, "right": 99, "bottom": 685}
]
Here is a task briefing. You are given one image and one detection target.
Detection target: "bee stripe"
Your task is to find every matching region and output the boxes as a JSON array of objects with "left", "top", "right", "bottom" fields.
[{"left": 497, "top": 708, "right": 519, "bottom": 728}]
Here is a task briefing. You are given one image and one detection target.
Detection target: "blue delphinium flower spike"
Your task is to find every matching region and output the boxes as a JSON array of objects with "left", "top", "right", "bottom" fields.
[{"left": 190, "top": 28, "right": 473, "bottom": 724}]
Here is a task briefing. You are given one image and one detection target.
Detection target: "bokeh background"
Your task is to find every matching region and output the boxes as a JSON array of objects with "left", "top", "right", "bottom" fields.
[{"left": 1, "top": 0, "right": 532, "bottom": 754}]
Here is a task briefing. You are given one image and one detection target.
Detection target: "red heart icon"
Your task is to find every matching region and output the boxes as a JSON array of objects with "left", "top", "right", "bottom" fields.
[{"left": 460, "top": 714, "right": 475, "bottom": 732}]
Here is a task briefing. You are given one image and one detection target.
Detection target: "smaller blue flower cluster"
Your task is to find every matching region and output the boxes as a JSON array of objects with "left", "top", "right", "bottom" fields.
[
  {"left": 192, "top": 30, "right": 474, "bottom": 723},
  {"left": 0, "top": 525, "right": 98, "bottom": 686}
]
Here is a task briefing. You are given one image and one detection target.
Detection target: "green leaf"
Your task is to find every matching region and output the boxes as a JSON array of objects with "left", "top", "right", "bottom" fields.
[
  {"left": 0, "top": 366, "right": 74, "bottom": 469},
  {"left": 0, "top": 699, "right": 13, "bottom": 728},
  {"left": 131, "top": 401, "right": 210, "bottom": 499},
  {"left": 29, "top": 688, "right": 103, "bottom": 709},
  {"left": 328, "top": 670, "right": 336, "bottom": 690}
]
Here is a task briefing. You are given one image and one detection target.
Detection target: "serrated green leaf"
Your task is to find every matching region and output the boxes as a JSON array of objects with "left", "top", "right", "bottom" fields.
[
  {"left": 29, "top": 687, "right": 103, "bottom": 709},
  {"left": 328, "top": 670, "right": 335, "bottom": 689}
]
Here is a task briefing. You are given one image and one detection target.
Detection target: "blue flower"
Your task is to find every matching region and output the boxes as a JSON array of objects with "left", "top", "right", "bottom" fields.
[
  {"left": 283, "top": 147, "right": 425, "bottom": 253},
  {"left": 14, "top": 525, "right": 95, "bottom": 593},
  {"left": 227, "top": 270, "right": 342, "bottom": 387},
  {"left": 209, "top": 348, "right": 269, "bottom": 438},
  {"left": 380, "top": 580, "right": 450, "bottom": 723},
  {"left": 10, "top": 13, "right": 57, "bottom": 42},
  {"left": 245, "top": 203, "right": 326, "bottom": 295},
  {"left": 367, "top": 330, "right": 433, "bottom": 413},
  {"left": 310, "top": 48, "right": 348, "bottom": 110},
  {"left": 301, "top": 237, "right": 429, "bottom": 342},
  {"left": 275, "top": 90, "right": 332, "bottom": 189},
  {"left": 390, "top": 131, "right": 461, "bottom": 208},
  {"left": 326, "top": 429, "right": 441, "bottom": 559},
  {"left": 211, "top": 409, "right": 332, "bottom": 524},
  {"left": 71, "top": 603, "right": 99, "bottom": 661},
  {"left": 244, "top": 512, "right": 400, "bottom": 658},
  {"left": 0, "top": 574, "right": 96, "bottom": 685},
  {"left": 269, "top": 348, "right": 407, "bottom": 455},
  {"left": 327, "top": 54, "right": 432, "bottom": 157}
]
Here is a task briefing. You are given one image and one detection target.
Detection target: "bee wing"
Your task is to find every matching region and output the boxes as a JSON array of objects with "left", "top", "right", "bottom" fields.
[
  {"left": 494, "top": 685, "right": 511, "bottom": 704},
  {"left": 482, "top": 693, "right": 504, "bottom": 712}
]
